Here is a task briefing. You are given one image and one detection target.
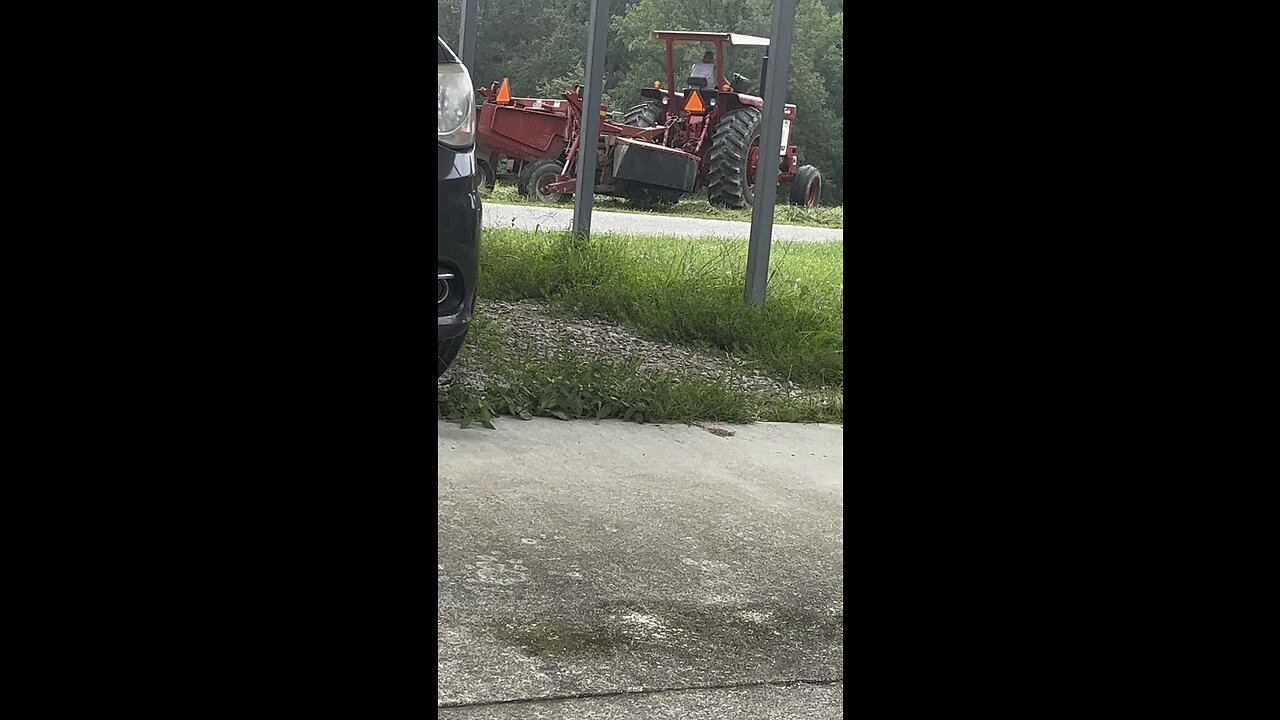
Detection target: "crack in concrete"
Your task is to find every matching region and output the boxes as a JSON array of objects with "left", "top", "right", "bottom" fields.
[{"left": 438, "top": 677, "right": 843, "bottom": 709}]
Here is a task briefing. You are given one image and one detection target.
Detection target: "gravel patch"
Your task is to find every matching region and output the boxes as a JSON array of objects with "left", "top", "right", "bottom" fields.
[
  {"left": 481, "top": 201, "right": 845, "bottom": 240},
  {"left": 439, "top": 299, "right": 822, "bottom": 401}
]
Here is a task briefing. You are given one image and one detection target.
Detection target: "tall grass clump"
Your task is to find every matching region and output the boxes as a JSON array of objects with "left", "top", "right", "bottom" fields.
[{"left": 478, "top": 228, "right": 843, "bottom": 387}]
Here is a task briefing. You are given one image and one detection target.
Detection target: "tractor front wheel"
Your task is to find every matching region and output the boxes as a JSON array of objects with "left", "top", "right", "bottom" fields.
[
  {"left": 707, "top": 106, "right": 763, "bottom": 209},
  {"left": 622, "top": 100, "right": 663, "bottom": 128},
  {"left": 523, "top": 159, "right": 571, "bottom": 203},
  {"left": 789, "top": 165, "right": 821, "bottom": 208}
]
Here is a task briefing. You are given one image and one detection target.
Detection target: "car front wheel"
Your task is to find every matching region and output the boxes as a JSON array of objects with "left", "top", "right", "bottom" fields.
[{"left": 438, "top": 326, "right": 469, "bottom": 378}]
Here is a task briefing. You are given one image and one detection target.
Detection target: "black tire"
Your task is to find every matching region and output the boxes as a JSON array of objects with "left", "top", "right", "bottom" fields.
[
  {"left": 622, "top": 100, "right": 663, "bottom": 128},
  {"left": 789, "top": 165, "right": 821, "bottom": 208},
  {"left": 707, "top": 106, "right": 762, "bottom": 209},
  {"left": 477, "top": 158, "right": 496, "bottom": 190},
  {"left": 437, "top": 326, "right": 469, "bottom": 378},
  {"left": 516, "top": 160, "right": 536, "bottom": 195},
  {"left": 623, "top": 183, "right": 682, "bottom": 208},
  {"left": 523, "top": 159, "right": 570, "bottom": 203}
]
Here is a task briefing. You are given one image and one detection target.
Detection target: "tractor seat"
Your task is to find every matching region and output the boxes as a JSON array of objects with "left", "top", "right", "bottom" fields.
[{"left": 684, "top": 76, "right": 717, "bottom": 105}]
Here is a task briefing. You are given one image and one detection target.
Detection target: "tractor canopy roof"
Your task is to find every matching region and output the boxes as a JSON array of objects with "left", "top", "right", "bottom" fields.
[{"left": 650, "top": 31, "right": 770, "bottom": 46}]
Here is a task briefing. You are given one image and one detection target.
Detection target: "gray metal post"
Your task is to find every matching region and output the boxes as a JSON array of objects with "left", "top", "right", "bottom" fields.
[
  {"left": 572, "top": 0, "right": 612, "bottom": 237},
  {"left": 744, "top": 0, "right": 796, "bottom": 307},
  {"left": 458, "top": 0, "right": 478, "bottom": 73}
]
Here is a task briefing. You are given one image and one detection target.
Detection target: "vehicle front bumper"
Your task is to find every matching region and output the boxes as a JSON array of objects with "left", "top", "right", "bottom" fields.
[{"left": 438, "top": 145, "right": 481, "bottom": 341}]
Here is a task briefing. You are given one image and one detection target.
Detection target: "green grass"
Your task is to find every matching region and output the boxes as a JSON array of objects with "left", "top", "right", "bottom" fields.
[
  {"left": 479, "top": 181, "right": 843, "bottom": 229},
  {"left": 438, "top": 313, "right": 842, "bottom": 429},
  {"left": 478, "top": 227, "right": 843, "bottom": 388},
  {"left": 439, "top": 227, "right": 843, "bottom": 428}
]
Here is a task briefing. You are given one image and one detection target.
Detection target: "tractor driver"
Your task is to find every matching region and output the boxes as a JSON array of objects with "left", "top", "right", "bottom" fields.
[{"left": 689, "top": 51, "right": 717, "bottom": 88}]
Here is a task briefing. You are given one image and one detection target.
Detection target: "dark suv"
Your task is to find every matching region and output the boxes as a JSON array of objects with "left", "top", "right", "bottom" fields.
[{"left": 438, "top": 36, "right": 481, "bottom": 378}]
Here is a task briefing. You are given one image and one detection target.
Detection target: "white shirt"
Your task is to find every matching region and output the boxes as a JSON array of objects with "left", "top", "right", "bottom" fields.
[{"left": 689, "top": 62, "right": 716, "bottom": 85}]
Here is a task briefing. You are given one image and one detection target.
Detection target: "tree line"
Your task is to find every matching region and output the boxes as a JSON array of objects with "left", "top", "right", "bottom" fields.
[{"left": 439, "top": 0, "right": 844, "bottom": 203}]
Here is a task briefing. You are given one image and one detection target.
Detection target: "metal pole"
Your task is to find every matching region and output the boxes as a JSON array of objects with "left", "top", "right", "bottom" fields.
[
  {"left": 572, "top": 0, "right": 612, "bottom": 238},
  {"left": 458, "top": 0, "right": 478, "bottom": 74},
  {"left": 744, "top": 0, "right": 796, "bottom": 307},
  {"left": 664, "top": 40, "right": 675, "bottom": 104}
]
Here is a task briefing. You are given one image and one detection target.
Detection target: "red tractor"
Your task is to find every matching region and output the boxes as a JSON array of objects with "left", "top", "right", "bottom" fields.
[
  {"left": 622, "top": 30, "right": 822, "bottom": 209},
  {"left": 471, "top": 30, "right": 820, "bottom": 209}
]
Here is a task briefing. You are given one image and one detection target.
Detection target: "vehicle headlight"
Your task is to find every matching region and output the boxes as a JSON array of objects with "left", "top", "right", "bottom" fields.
[{"left": 438, "top": 63, "right": 475, "bottom": 149}]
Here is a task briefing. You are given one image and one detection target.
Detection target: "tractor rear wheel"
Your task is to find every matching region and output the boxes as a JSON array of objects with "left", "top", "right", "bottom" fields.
[
  {"left": 523, "top": 159, "right": 571, "bottom": 203},
  {"left": 707, "top": 106, "right": 763, "bottom": 209},
  {"left": 789, "top": 165, "right": 821, "bottom": 208},
  {"left": 622, "top": 100, "right": 663, "bottom": 127}
]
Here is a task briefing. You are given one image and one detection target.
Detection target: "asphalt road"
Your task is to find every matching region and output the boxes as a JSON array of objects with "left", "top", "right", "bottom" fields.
[
  {"left": 438, "top": 417, "right": 844, "bottom": 718},
  {"left": 482, "top": 202, "right": 842, "bottom": 242}
]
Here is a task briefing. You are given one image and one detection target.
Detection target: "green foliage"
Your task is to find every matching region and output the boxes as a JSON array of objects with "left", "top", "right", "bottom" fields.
[
  {"left": 437, "top": 224, "right": 844, "bottom": 429},
  {"left": 439, "top": 0, "right": 844, "bottom": 201},
  {"left": 536, "top": 59, "right": 586, "bottom": 98},
  {"left": 438, "top": 320, "right": 843, "bottom": 429},
  {"left": 477, "top": 227, "right": 844, "bottom": 387}
]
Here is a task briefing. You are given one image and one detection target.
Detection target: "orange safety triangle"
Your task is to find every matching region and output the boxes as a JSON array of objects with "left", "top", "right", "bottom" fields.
[
  {"left": 683, "top": 90, "right": 704, "bottom": 114},
  {"left": 497, "top": 77, "right": 511, "bottom": 104}
]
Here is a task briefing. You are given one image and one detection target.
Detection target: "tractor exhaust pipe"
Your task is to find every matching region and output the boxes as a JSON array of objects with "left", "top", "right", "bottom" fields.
[{"left": 760, "top": 55, "right": 768, "bottom": 95}]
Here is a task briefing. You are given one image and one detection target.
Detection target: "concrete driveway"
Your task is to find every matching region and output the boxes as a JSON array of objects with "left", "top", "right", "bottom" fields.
[
  {"left": 482, "top": 202, "right": 842, "bottom": 242},
  {"left": 438, "top": 417, "right": 844, "bottom": 718}
]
